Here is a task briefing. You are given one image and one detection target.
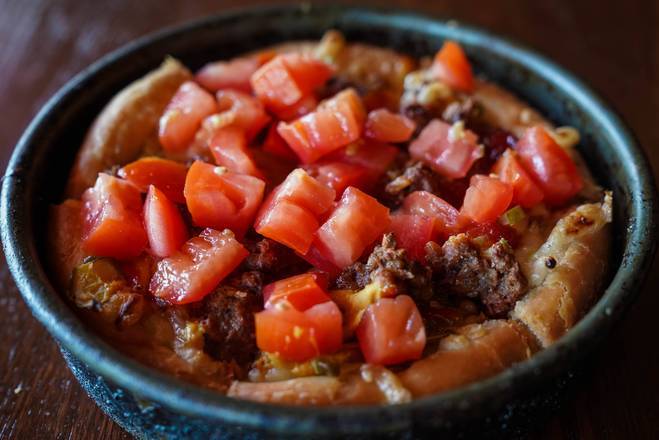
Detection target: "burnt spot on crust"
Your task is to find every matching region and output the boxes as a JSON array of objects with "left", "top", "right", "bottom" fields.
[
  {"left": 565, "top": 214, "right": 596, "bottom": 234},
  {"left": 334, "top": 233, "right": 433, "bottom": 301},
  {"left": 426, "top": 234, "right": 527, "bottom": 318}
]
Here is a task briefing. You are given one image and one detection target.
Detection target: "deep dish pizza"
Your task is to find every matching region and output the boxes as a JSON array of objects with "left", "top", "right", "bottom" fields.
[{"left": 48, "top": 31, "right": 612, "bottom": 405}]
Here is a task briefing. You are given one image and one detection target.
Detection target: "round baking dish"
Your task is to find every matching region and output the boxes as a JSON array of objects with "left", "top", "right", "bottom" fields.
[{"left": 1, "top": 5, "right": 656, "bottom": 438}]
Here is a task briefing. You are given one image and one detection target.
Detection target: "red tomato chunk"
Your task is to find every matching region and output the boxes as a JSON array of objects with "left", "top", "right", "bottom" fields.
[
  {"left": 159, "top": 81, "right": 218, "bottom": 152},
  {"left": 195, "top": 56, "right": 261, "bottom": 93},
  {"left": 356, "top": 295, "right": 426, "bottom": 365},
  {"left": 432, "top": 40, "right": 474, "bottom": 93},
  {"left": 492, "top": 148, "right": 544, "bottom": 208},
  {"left": 263, "top": 273, "right": 331, "bottom": 311},
  {"left": 388, "top": 214, "right": 436, "bottom": 262},
  {"left": 515, "top": 126, "right": 583, "bottom": 206},
  {"left": 401, "top": 191, "right": 462, "bottom": 239},
  {"left": 149, "top": 228, "right": 248, "bottom": 304},
  {"left": 409, "top": 119, "right": 483, "bottom": 179},
  {"left": 262, "top": 123, "right": 298, "bottom": 161},
  {"left": 250, "top": 53, "right": 333, "bottom": 113},
  {"left": 254, "top": 169, "right": 335, "bottom": 254},
  {"left": 117, "top": 157, "right": 188, "bottom": 204},
  {"left": 213, "top": 89, "right": 270, "bottom": 140},
  {"left": 81, "top": 174, "right": 147, "bottom": 260},
  {"left": 255, "top": 301, "right": 343, "bottom": 362},
  {"left": 277, "top": 89, "right": 366, "bottom": 164},
  {"left": 312, "top": 187, "right": 390, "bottom": 268},
  {"left": 184, "top": 161, "right": 265, "bottom": 237},
  {"left": 208, "top": 127, "right": 264, "bottom": 178},
  {"left": 144, "top": 185, "right": 188, "bottom": 258},
  {"left": 365, "top": 108, "right": 416, "bottom": 143},
  {"left": 461, "top": 175, "right": 513, "bottom": 223}
]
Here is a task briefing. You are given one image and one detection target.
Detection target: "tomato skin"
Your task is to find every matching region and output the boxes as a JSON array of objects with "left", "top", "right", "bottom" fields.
[
  {"left": 313, "top": 187, "right": 391, "bottom": 268},
  {"left": 460, "top": 175, "right": 513, "bottom": 223},
  {"left": 144, "top": 185, "right": 189, "bottom": 258},
  {"left": 250, "top": 54, "right": 333, "bottom": 112},
  {"left": 515, "top": 126, "right": 583, "bottom": 206},
  {"left": 262, "top": 124, "right": 299, "bottom": 161},
  {"left": 277, "top": 89, "right": 366, "bottom": 164},
  {"left": 255, "top": 301, "right": 342, "bottom": 362},
  {"left": 329, "top": 139, "right": 399, "bottom": 182},
  {"left": 81, "top": 174, "right": 147, "bottom": 260},
  {"left": 492, "top": 149, "right": 544, "bottom": 208},
  {"left": 263, "top": 273, "right": 331, "bottom": 311},
  {"left": 409, "top": 119, "right": 483, "bottom": 179},
  {"left": 183, "top": 161, "right": 265, "bottom": 237},
  {"left": 356, "top": 295, "right": 426, "bottom": 365},
  {"left": 149, "top": 228, "right": 248, "bottom": 304},
  {"left": 272, "top": 94, "right": 318, "bottom": 121},
  {"left": 254, "top": 169, "right": 335, "bottom": 254},
  {"left": 431, "top": 40, "right": 474, "bottom": 92},
  {"left": 208, "top": 126, "right": 264, "bottom": 178},
  {"left": 304, "top": 161, "right": 369, "bottom": 197},
  {"left": 159, "top": 81, "right": 218, "bottom": 152},
  {"left": 365, "top": 108, "right": 416, "bottom": 143},
  {"left": 401, "top": 191, "right": 462, "bottom": 239},
  {"left": 388, "top": 214, "right": 436, "bottom": 262},
  {"left": 117, "top": 157, "right": 188, "bottom": 204},
  {"left": 213, "top": 89, "right": 270, "bottom": 140},
  {"left": 195, "top": 57, "right": 261, "bottom": 93}
]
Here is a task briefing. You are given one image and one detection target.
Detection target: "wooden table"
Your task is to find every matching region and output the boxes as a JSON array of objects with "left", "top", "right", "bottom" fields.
[{"left": 1, "top": 0, "right": 657, "bottom": 438}]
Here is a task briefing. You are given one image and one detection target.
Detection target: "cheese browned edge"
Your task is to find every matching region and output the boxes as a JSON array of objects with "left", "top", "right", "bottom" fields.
[{"left": 65, "top": 58, "right": 191, "bottom": 198}]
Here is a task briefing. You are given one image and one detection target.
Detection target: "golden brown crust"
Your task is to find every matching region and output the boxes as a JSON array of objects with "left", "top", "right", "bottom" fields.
[
  {"left": 511, "top": 193, "right": 612, "bottom": 346},
  {"left": 65, "top": 58, "right": 191, "bottom": 198},
  {"left": 47, "top": 199, "right": 84, "bottom": 290},
  {"left": 398, "top": 320, "right": 535, "bottom": 398}
]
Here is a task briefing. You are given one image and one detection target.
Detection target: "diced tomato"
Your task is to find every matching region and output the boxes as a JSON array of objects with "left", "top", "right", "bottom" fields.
[
  {"left": 195, "top": 57, "right": 261, "bottom": 93},
  {"left": 492, "top": 148, "right": 544, "bottom": 208},
  {"left": 149, "top": 228, "right": 248, "bottom": 304},
  {"left": 255, "top": 301, "right": 342, "bottom": 362},
  {"left": 515, "top": 126, "right": 583, "bottom": 206},
  {"left": 81, "top": 174, "right": 147, "bottom": 260},
  {"left": 159, "top": 81, "right": 218, "bottom": 152},
  {"left": 313, "top": 187, "right": 390, "bottom": 268},
  {"left": 262, "top": 123, "right": 299, "bottom": 161},
  {"left": 465, "top": 221, "right": 519, "bottom": 248},
  {"left": 388, "top": 214, "right": 435, "bottom": 262},
  {"left": 299, "top": 245, "right": 341, "bottom": 280},
  {"left": 212, "top": 89, "right": 270, "bottom": 140},
  {"left": 117, "top": 157, "right": 188, "bottom": 204},
  {"left": 208, "top": 126, "right": 264, "bottom": 178},
  {"left": 254, "top": 169, "right": 335, "bottom": 254},
  {"left": 431, "top": 40, "right": 474, "bottom": 93},
  {"left": 250, "top": 53, "right": 333, "bottom": 112},
  {"left": 330, "top": 139, "right": 399, "bottom": 182},
  {"left": 272, "top": 94, "right": 318, "bottom": 121},
  {"left": 461, "top": 175, "right": 513, "bottom": 223},
  {"left": 356, "top": 295, "right": 426, "bottom": 365},
  {"left": 365, "top": 108, "right": 416, "bottom": 143},
  {"left": 401, "top": 191, "right": 462, "bottom": 239},
  {"left": 263, "top": 273, "right": 331, "bottom": 311},
  {"left": 409, "top": 119, "right": 483, "bottom": 179},
  {"left": 277, "top": 89, "right": 366, "bottom": 163},
  {"left": 143, "top": 185, "right": 188, "bottom": 258},
  {"left": 184, "top": 161, "right": 265, "bottom": 237},
  {"left": 304, "top": 161, "right": 369, "bottom": 196}
]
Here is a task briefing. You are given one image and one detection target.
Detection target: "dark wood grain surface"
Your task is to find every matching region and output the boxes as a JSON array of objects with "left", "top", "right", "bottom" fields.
[{"left": 1, "top": 0, "right": 658, "bottom": 438}]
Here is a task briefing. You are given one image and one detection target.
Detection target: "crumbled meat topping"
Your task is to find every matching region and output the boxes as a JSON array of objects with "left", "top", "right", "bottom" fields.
[
  {"left": 426, "top": 234, "right": 527, "bottom": 317},
  {"left": 334, "top": 233, "right": 433, "bottom": 301}
]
